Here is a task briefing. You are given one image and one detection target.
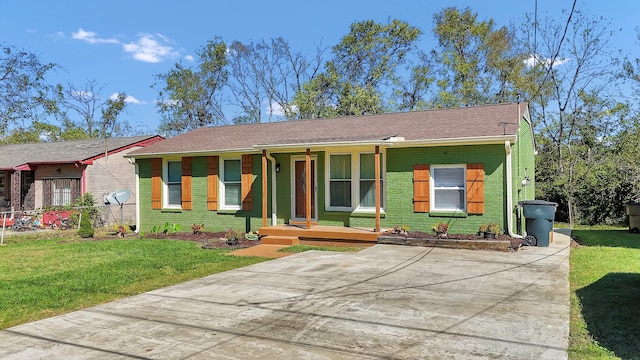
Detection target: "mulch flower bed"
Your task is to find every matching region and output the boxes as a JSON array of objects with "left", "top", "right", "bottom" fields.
[
  {"left": 144, "top": 231, "right": 261, "bottom": 249},
  {"left": 378, "top": 230, "right": 523, "bottom": 252}
]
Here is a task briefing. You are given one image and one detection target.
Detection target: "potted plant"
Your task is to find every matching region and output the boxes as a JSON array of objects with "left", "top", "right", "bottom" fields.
[
  {"left": 225, "top": 228, "right": 242, "bottom": 245},
  {"left": 432, "top": 222, "right": 449, "bottom": 237},
  {"left": 484, "top": 223, "right": 500, "bottom": 239},
  {"left": 391, "top": 224, "right": 410, "bottom": 235}
]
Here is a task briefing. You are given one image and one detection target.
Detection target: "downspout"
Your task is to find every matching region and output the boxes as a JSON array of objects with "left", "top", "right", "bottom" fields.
[
  {"left": 266, "top": 152, "right": 277, "bottom": 226},
  {"left": 505, "top": 141, "right": 523, "bottom": 238}
]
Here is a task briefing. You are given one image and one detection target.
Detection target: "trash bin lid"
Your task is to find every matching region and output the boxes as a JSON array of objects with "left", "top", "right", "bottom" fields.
[{"left": 518, "top": 200, "right": 558, "bottom": 206}]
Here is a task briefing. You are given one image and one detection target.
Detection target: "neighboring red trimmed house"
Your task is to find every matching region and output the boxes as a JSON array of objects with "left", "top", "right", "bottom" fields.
[
  {"left": 0, "top": 135, "right": 163, "bottom": 225},
  {"left": 127, "top": 103, "right": 536, "bottom": 239}
]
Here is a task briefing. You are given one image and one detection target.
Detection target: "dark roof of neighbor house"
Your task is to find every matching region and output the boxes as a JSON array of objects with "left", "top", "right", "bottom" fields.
[
  {"left": 129, "top": 103, "right": 529, "bottom": 157},
  {"left": 0, "top": 135, "right": 164, "bottom": 169}
]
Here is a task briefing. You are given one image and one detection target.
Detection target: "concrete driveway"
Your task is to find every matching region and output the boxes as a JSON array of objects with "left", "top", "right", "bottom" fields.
[{"left": 0, "top": 231, "right": 570, "bottom": 359}]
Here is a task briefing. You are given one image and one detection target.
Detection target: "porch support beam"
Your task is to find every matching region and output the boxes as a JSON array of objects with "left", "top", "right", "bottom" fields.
[
  {"left": 305, "top": 148, "right": 311, "bottom": 229},
  {"left": 261, "top": 150, "right": 267, "bottom": 227},
  {"left": 375, "top": 145, "right": 381, "bottom": 233}
]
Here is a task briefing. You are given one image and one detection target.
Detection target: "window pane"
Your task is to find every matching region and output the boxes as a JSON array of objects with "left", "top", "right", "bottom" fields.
[
  {"left": 359, "top": 153, "right": 383, "bottom": 179},
  {"left": 330, "top": 155, "right": 351, "bottom": 179},
  {"left": 168, "top": 184, "right": 181, "bottom": 205},
  {"left": 167, "top": 161, "right": 182, "bottom": 183},
  {"left": 434, "top": 189, "right": 464, "bottom": 210},
  {"left": 434, "top": 168, "right": 464, "bottom": 187},
  {"left": 225, "top": 183, "right": 241, "bottom": 206},
  {"left": 360, "top": 179, "right": 384, "bottom": 208},
  {"left": 330, "top": 181, "right": 351, "bottom": 207},
  {"left": 360, "top": 154, "right": 374, "bottom": 179},
  {"left": 224, "top": 160, "right": 241, "bottom": 182}
]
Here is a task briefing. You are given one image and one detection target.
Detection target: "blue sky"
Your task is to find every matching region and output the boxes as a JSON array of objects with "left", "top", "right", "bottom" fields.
[{"left": 1, "top": 0, "right": 638, "bottom": 135}]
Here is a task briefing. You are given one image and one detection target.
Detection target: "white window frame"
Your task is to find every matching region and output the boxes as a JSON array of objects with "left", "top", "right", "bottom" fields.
[
  {"left": 430, "top": 164, "right": 466, "bottom": 212},
  {"left": 355, "top": 152, "right": 384, "bottom": 212},
  {"left": 326, "top": 153, "right": 353, "bottom": 211},
  {"left": 219, "top": 157, "right": 242, "bottom": 210},
  {"left": 163, "top": 158, "right": 182, "bottom": 209},
  {"left": 325, "top": 150, "right": 385, "bottom": 212}
]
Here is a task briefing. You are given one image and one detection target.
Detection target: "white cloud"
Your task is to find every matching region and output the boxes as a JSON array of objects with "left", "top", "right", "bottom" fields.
[
  {"left": 122, "top": 33, "right": 178, "bottom": 63},
  {"left": 184, "top": 54, "right": 194, "bottom": 62},
  {"left": 524, "top": 54, "right": 570, "bottom": 68},
  {"left": 110, "top": 93, "right": 143, "bottom": 104},
  {"left": 72, "top": 28, "right": 119, "bottom": 44},
  {"left": 70, "top": 28, "right": 180, "bottom": 63}
]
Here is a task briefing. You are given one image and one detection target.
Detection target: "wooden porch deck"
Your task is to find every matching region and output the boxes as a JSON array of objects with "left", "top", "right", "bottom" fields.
[{"left": 258, "top": 224, "right": 381, "bottom": 247}]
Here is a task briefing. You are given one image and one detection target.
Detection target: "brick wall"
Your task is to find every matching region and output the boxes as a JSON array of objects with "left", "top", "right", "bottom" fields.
[
  {"left": 86, "top": 147, "right": 139, "bottom": 225},
  {"left": 138, "top": 155, "right": 267, "bottom": 234},
  {"left": 364, "top": 144, "right": 507, "bottom": 234}
]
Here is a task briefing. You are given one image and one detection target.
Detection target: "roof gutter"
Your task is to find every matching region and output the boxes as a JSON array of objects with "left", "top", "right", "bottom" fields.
[
  {"left": 128, "top": 135, "right": 517, "bottom": 158},
  {"left": 390, "top": 135, "right": 517, "bottom": 148},
  {"left": 124, "top": 148, "right": 257, "bottom": 159}
]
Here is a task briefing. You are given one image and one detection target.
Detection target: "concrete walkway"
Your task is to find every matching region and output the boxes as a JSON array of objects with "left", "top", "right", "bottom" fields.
[{"left": 0, "top": 231, "right": 571, "bottom": 359}]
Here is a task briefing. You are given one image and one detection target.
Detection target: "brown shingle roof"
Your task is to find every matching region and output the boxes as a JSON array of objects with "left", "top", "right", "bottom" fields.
[
  {"left": 129, "top": 103, "right": 528, "bottom": 156},
  {"left": 0, "top": 135, "right": 163, "bottom": 169}
]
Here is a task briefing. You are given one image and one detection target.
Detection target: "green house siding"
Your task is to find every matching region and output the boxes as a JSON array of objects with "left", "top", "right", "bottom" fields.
[
  {"left": 511, "top": 117, "right": 536, "bottom": 233},
  {"left": 138, "top": 155, "right": 268, "bottom": 233},
  {"left": 138, "top": 124, "right": 535, "bottom": 236},
  {"left": 366, "top": 145, "right": 506, "bottom": 234}
]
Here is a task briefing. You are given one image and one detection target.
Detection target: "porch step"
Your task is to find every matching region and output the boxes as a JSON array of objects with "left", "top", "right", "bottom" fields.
[{"left": 261, "top": 235, "right": 300, "bottom": 246}]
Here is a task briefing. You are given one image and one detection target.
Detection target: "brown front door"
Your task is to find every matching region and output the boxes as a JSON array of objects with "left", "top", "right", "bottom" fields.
[{"left": 294, "top": 160, "right": 315, "bottom": 219}]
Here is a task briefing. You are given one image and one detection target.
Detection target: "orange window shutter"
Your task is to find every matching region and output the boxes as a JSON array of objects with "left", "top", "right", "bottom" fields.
[
  {"left": 467, "top": 163, "right": 484, "bottom": 214},
  {"left": 151, "top": 158, "right": 162, "bottom": 210},
  {"left": 413, "top": 164, "right": 430, "bottom": 213},
  {"left": 207, "top": 156, "right": 219, "bottom": 211},
  {"left": 241, "top": 154, "right": 253, "bottom": 211},
  {"left": 181, "top": 157, "right": 192, "bottom": 210}
]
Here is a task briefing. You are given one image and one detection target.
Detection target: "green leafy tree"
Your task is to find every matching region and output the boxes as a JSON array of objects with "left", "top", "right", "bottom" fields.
[
  {"left": 293, "top": 19, "right": 420, "bottom": 118},
  {"left": 0, "top": 44, "right": 58, "bottom": 136},
  {"left": 522, "top": 5, "right": 621, "bottom": 225},
  {"left": 431, "top": 7, "right": 527, "bottom": 107},
  {"left": 154, "top": 38, "right": 229, "bottom": 136}
]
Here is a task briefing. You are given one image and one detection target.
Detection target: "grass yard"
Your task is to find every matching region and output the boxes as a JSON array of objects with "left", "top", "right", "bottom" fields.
[
  {"left": 0, "top": 233, "right": 268, "bottom": 329},
  {"left": 569, "top": 227, "right": 640, "bottom": 359}
]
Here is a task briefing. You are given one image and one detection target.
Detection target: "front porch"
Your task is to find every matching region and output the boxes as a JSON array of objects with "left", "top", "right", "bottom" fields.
[{"left": 258, "top": 224, "right": 381, "bottom": 247}]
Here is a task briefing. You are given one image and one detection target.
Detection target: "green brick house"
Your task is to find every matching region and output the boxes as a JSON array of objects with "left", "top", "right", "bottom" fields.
[{"left": 127, "top": 103, "right": 535, "bottom": 240}]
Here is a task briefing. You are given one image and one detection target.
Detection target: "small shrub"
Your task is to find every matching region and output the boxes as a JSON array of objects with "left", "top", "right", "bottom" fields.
[
  {"left": 77, "top": 210, "right": 95, "bottom": 238},
  {"left": 487, "top": 223, "right": 500, "bottom": 234},
  {"left": 192, "top": 223, "right": 205, "bottom": 234},
  {"left": 391, "top": 225, "right": 410, "bottom": 235},
  {"left": 432, "top": 222, "right": 449, "bottom": 237},
  {"left": 225, "top": 228, "right": 243, "bottom": 245}
]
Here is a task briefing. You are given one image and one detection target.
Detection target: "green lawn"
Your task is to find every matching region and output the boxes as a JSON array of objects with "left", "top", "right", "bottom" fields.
[
  {"left": 0, "top": 234, "right": 268, "bottom": 329},
  {"left": 569, "top": 227, "right": 640, "bottom": 359}
]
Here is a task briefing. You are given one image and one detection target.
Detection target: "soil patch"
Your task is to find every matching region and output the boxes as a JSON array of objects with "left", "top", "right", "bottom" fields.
[{"left": 67, "top": 231, "right": 262, "bottom": 250}]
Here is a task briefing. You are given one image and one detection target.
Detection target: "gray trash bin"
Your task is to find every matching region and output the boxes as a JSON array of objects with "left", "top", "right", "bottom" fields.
[
  {"left": 518, "top": 200, "right": 558, "bottom": 247},
  {"left": 625, "top": 203, "right": 640, "bottom": 233}
]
